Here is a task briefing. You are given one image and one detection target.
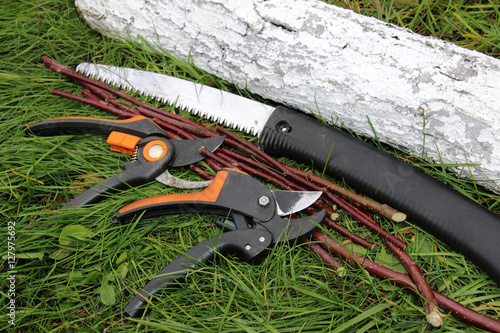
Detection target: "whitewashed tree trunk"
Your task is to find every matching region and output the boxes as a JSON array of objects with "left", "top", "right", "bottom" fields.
[{"left": 75, "top": 0, "right": 500, "bottom": 192}]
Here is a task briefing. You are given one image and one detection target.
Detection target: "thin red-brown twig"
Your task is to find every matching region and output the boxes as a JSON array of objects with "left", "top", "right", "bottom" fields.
[
  {"left": 80, "top": 89, "right": 102, "bottom": 102},
  {"left": 307, "top": 242, "right": 345, "bottom": 275},
  {"left": 50, "top": 89, "right": 133, "bottom": 118},
  {"left": 190, "top": 164, "right": 215, "bottom": 181},
  {"left": 385, "top": 239, "right": 444, "bottom": 327},
  {"left": 292, "top": 171, "right": 407, "bottom": 249},
  {"left": 285, "top": 166, "right": 406, "bottom": 222}
]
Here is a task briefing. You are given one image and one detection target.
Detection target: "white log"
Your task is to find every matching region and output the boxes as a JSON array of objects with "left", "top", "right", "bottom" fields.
[{"left": 75, "top": 0, "right": 500, "bottom": 191}]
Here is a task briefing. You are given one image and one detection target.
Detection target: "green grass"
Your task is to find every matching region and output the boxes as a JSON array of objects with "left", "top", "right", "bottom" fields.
[
  {"left": 327, "top": 0, "right": 500, "bottom": 57},
  {"left": 1, "top": 0, "right": 500, "bottom": 332}
]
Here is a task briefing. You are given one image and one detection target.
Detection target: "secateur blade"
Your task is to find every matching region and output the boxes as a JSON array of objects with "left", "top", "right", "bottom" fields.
[
  {"left": 271, "top": 190, "right": 322, "bottom": 216},
  {"left": 170, "top": 136, "right": 224, "bottom": 167},
  {"left": 155, "top": 170, "right": 212, "bottom": 189}
]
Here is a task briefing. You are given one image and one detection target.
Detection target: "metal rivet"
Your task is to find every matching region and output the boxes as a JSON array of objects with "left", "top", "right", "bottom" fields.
[
  {"left": 276, "top": 121, "right": 292, "bottom": 133},
  {"left": 258, "top": 196, "right": 270, "bottom": 207},
  {"left": 259, "top": 236, "right": 266, "bottom": 243},
  {"left": 245, "top": 244, "right": 251, "bottom": 251},
  {"left": 147, "top": 144, "right": 164, "bottom": 159}
]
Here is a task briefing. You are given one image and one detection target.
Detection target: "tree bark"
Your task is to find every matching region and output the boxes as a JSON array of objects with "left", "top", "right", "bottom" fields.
[{"left": 75, "top": 0, "right": 500, "bottom": 191}]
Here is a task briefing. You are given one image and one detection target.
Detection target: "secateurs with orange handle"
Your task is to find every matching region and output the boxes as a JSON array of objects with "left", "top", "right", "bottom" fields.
[
  {"left": 27, "top": 115, "right": 224, "bottom": 208},
  {"left": 111, "top": 167, "right": 326, "bottom": 318}
]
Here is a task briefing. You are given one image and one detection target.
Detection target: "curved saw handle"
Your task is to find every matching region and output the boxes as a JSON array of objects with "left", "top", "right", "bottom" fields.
[
  {"left": 124, "top": 228, "right": 272, "bottom": 317},
  {"left": 28, "top": 115, "right": 165, "bottom": 138},
  {"left": 259, "top": 106, "right": 500, "bottom": 286}
]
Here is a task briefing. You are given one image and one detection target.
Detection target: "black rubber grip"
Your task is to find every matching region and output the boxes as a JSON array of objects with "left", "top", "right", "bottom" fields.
[
  {"left": 62, "top": 146, "right": 172, "bottom": 208},
  {"left": 124, "top": 229, "right": 272, "bottom": 317},
  {"left": 259, "top": 106, "right": 500, "bottom": 286}
]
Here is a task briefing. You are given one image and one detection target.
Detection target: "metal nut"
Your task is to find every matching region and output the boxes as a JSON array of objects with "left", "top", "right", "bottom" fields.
[{"left": 258, "top": 195, "right": 270, "bottom": 207}]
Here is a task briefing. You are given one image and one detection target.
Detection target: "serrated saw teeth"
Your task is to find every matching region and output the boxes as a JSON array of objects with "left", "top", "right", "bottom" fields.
[{"left": 76, "top": 63, "right": 274, "bottom": 137}]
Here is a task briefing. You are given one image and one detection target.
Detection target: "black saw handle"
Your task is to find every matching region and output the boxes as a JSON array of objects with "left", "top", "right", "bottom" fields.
[
  {"left": 124, "top": 229, "right": 272, "bottom": 317},
  {"left": 28, "top": 115, "right": 165, "bottom": 138},
  {"left": 259, "top": 106, "right": 500, "bottom": 286}
]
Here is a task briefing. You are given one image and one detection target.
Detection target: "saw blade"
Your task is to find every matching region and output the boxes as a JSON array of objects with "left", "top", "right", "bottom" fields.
[{"left": 76, "top": 63, "right": 275, "bottom": 136}]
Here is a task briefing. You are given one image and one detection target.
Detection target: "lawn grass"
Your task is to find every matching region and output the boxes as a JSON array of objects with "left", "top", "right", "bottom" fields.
[{"left": 1, "top": 0, "right": 499, "bottom": 332}]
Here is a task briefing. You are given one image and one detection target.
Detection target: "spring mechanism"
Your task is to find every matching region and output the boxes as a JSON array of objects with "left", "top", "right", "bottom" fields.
[{"left": 131, "top": 146, "right": 139, "bottom": 162}]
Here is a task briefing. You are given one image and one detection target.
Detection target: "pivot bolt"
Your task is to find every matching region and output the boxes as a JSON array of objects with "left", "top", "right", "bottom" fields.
[
  {"left": 258, "top": 196, "right": 270, "bottom": 207},
  {"left": 276, "top": 121, "right": 292, "bottom": 133},
  {"left": 143, "top": 140, "right": 168, "bottom": 162},
  {"left": 147, "top": 144, "right": 164, "bottom": 159}
]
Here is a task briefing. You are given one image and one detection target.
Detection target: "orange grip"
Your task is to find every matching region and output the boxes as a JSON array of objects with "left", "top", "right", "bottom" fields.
[{"left": 118, "top": 170, "right": 230, "bottom": 214}]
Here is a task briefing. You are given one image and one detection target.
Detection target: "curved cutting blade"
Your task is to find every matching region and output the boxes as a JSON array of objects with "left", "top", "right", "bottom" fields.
[
  {"left": 270, "top": 190, "right": 322, "bottom": 216},
  {"left": 170, "top": 136, "right": 224, "bottom": 167},
  {"left": 155, "top": 170, "right": 213, "bottom": 189}
]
